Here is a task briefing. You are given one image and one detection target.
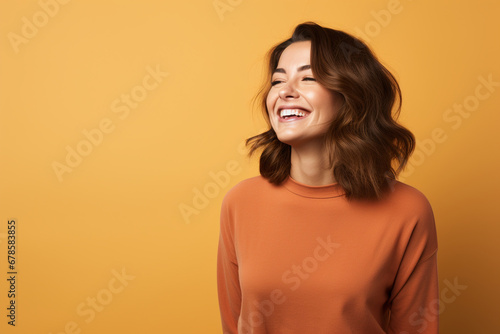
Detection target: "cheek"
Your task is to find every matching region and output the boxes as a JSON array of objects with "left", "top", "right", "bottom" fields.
[
  {"left": 319, "top": 91, "right": 340, "bottom": 117},
  {"left": 266, "top": 92, "right": 275, "bottom": 113}
]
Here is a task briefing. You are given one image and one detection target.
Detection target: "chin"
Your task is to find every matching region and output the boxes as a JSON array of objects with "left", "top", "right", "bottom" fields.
[{"left": 275, "top": 135, "right": 299, "bottom": 146}]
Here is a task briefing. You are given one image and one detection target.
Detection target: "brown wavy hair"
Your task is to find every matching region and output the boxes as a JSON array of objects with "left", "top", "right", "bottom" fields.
[{"left": 245, "top": 21, "right": 415, "bottom": 201}]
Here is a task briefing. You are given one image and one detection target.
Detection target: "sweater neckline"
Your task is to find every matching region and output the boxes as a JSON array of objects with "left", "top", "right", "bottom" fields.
[{"left": 282, "top": 175, "right": 346, "bottom": 199}]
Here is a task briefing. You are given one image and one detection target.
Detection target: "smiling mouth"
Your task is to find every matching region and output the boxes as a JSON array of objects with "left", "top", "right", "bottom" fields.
[{"left": 278, "top": 108, "right": 311, "bottom": 122}]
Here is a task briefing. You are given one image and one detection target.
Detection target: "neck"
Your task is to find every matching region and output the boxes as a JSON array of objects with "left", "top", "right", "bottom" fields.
[{"left": 289, "top": 139, "right": 336, "bottom": 186}]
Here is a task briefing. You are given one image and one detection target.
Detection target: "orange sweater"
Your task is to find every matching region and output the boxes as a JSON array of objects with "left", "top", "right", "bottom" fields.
[{"left": 217, "top": 175, "right": 439, "bottom": 334}]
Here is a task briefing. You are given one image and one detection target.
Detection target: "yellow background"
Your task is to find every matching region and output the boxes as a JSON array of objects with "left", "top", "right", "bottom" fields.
[{"left": 1, "top": 0, "right": 499, "bottom": 333}]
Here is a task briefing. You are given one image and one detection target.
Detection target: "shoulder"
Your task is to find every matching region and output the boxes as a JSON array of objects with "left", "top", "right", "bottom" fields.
[
  {"left": 385, "top": 179, "right": 434, "bottom": 218},
  {"left": 387, "top": 180, "right": 439, "bottom": 261},
  {"left": 221, "top": 175, "right": 270, "bottom": 207},
  {"left": 385, "top": 179, "right": 438, "bottom": 246},
  {"left": 378, "top": 179, "right": 437, "bottom": 238}
]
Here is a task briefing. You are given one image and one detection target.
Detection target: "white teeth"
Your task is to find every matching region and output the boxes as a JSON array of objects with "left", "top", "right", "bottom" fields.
[{"left": 280, "top": 109, "right": 307, "bottom": 118}]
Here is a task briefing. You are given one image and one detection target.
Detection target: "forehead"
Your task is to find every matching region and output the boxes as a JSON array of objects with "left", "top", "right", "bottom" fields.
[{"left": 277, "top": 40, "right": 311, "bottom": 67}]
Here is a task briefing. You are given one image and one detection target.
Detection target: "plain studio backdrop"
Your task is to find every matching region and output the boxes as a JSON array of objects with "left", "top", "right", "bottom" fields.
[{"left": 0, "top": 0, "right": 499, "bottom": 333}]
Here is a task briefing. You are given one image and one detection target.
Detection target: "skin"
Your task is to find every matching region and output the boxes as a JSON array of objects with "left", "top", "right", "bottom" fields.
[{"left": 266, "top": 40, "right": 344, "bottom": 186}]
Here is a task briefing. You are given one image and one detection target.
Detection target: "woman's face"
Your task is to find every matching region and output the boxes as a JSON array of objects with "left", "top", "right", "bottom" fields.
[{"left": 266, "top": 40, "right": 343, "bottom": 147}]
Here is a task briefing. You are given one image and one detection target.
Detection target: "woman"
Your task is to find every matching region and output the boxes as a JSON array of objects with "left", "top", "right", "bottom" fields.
[{"left": 217, "top": 21, "right": 438, "bottom": 334}]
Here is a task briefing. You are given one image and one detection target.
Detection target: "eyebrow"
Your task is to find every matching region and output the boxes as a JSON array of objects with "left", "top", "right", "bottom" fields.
[{"left": 272, "top": 64, "right": 311, "bottom": 74}]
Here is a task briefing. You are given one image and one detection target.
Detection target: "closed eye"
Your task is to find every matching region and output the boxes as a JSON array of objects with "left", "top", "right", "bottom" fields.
[{"left": 271, "top": 77, "right": 316, "bottom": 86}]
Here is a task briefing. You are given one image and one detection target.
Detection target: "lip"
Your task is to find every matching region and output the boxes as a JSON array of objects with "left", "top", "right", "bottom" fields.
[
  {"left": 277, "top": 105, "right": 311, "bottom": 114},
  {"left": 277, "top": 105, "right": 311, "bottom": 122}
]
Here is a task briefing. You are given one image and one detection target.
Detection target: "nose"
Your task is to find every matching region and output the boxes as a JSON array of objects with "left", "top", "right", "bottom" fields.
[{"left": 278, "top": 80, "right": 299, "bottom": 99}]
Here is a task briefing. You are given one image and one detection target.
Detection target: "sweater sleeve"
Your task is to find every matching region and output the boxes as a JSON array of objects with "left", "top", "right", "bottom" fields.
[
  {"left": 217, "top": 194, "right": 241, "bottom": 334},
  {"left": 387, "top": 194, "right": 439, "bottom": 334}
]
